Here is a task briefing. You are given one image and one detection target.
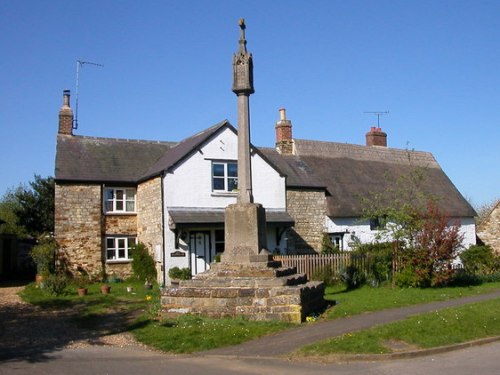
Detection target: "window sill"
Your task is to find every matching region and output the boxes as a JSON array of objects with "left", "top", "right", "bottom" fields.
[
  {"left": 106, "top": 260, "right": 131, "bottom": 264},
  {"left": 211, "top": 192, "right": 238, "bottom": 197},
  {"left": 104, "top": 212, "right": 137, "bottom": 216}
]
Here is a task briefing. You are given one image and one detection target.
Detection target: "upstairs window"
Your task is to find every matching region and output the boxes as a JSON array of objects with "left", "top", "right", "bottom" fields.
[
  {"left": 212, "top": 162, "right": 238, "bottom": 192},
  {"left": 104, "top": 187, "right": 136, "bottom": 213},
  {"left": 106, "top": 236, "right": 136, "bottom": 261},
  {"left": 370, "top": 217, "right": 386, "bottom": 231}
]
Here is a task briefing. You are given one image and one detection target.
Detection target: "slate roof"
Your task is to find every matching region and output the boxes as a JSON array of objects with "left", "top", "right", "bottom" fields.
[
  {"left": 55, "top": 135, "right": 175, "bottom": 183},
  {"left": 168, "top": 208, "right": 294, "bottom": 229},
  {"left": 261, "top": 139, "right": 476, "bottom": 218}
]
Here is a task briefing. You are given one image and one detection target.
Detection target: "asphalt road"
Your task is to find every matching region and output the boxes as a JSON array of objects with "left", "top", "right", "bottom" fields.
[{"left": 1, "top": 341, "right": 500, "bottom": 375}]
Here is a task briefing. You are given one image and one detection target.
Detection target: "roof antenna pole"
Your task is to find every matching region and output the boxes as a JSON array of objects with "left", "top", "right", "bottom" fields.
[
  {"left": 74, "top": 60, "right": 104, "bottom": 130},
  {"left": 364, "top": 111, "right": 389, "bottom": 127}
]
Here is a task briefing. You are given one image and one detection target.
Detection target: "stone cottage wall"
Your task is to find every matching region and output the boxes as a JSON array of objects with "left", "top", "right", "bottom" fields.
[
  {"left": 137, "top": 177, "right": 163, "bottom": 281},
  {"left": 477, "top": 203, "right": 500, "bottom": 255},
  {"left": 286, "top": 189, "right": 326, "bottom": 254},
  {"left": 54, "top": 183, "right": 103, "bottom": 278}
]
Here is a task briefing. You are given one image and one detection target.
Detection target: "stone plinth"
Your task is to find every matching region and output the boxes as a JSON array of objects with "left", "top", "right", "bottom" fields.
[
  {"left": 161, "top": 262, "right": 326, "bottom": 323},
  {"left": 222, "top": 202, "right": 268, "bottom": 263}
]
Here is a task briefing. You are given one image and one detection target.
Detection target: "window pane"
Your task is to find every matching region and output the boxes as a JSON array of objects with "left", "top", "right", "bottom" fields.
[
  {"left": 105, "top": 201, "right": 113, "bottom": 212},
  {"left": 107, "top": 238, "right": 115, "bottom": 248},
  {"left": 213, "top": 163, "right": 224, "bottom": 176},
  {"left": 228, "top": 178, "right": 238, "bottom": 192},
  {"left": 107, "top": 250, "right": 115, "bottom": 260},
  {"left": 105, "top": 189, "right": 114, "bottom": 200},
  {"left": 116, "top": 190, "right": 124, "bottom": 200},
  {"left": 118, "top": 239, "right": 125, "bottom": 248},
  {"left": 118, "top": 249, "right": 125, "bottom": 259},
  {"left": 213, "top": 177, "right": 224, "bottom": 190},
  {"left": 227, "top": 163, "right": 238, "bottom": 177},
  {"left": 115, "top": 201, "right": 123, "bottom": 211},
  {"left": 126, "top": 189, "right": 135, "bottom": 199},
  {"left": 126, "top": 201, "right": 135, "bottom": 212}
]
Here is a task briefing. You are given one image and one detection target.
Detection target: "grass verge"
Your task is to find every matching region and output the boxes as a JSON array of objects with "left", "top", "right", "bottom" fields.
[
  {"left": 132, "top": 314, "right": 291, "bottom": 353},
  {"left": 324, "top": 281, "right": 500, "bottom": 319},
  {"left": 299, "top": 298, "right": 500, "bottom": 356}
]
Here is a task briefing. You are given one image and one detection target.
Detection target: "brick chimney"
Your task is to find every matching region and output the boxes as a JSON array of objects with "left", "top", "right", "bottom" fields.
[
  {"left": 58, "top": 90, "right": 73, "bottom": 135},
  {"left": 366, "top": 126, "right": 387, "bottom": 147},
  {"left": 275, "top": 108, "right": 294, "bottom": 155}
]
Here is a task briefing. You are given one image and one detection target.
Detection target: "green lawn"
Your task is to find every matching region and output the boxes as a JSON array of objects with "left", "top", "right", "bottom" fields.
[
  {"left": 19, "top": 280, "right": 500, "bottom": 354},
  {"left": 324, "top": 281, "right": 500, "bottom": 320},
  {"left": 299, "top": 298, "right": 500, "bottom": 356}
]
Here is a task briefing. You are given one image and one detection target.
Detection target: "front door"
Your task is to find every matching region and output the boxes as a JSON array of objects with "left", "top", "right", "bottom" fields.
[{"left": 189, "top": 231, "right": 211, "bottom": 275}]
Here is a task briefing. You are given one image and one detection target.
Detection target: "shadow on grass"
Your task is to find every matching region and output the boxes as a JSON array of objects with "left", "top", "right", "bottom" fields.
[{"left": 0, "top": 296, "right": 146, "bottom": 364}]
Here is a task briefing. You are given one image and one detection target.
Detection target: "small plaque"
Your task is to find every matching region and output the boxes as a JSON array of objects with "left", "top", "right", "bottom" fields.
[{"left": 170, "top": 250, "right": 186, "bottom": 258}]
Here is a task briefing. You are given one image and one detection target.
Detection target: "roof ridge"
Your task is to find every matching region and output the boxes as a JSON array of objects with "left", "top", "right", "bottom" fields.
[{"left": 64, "top": 134, "right": 177, "bottom": 145}]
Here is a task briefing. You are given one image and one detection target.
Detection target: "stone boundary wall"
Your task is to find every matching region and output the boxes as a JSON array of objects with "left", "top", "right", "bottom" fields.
[{"left": 286, "top": 189, "right": 326, "bottom": 254}]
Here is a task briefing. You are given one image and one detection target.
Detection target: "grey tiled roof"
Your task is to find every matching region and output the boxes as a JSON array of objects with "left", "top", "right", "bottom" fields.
[
  {"left": 168, "top": 208, "right": 294, "bottom": 228},
  {"left": 55, "top": 135, "right": 175, "bottom": 183}
]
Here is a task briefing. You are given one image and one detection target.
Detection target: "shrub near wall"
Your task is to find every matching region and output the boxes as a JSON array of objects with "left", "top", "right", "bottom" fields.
[{"left": 131, "top": 242, "right": 157, "bottom": 283}]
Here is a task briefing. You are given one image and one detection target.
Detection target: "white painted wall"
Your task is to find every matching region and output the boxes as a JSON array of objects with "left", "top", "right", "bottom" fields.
[
  {"left": 325, "top": 216, "right": 476, "bottom": 252},
  {"left": 162, "top": 126, "right": 288, "bottom": 280},
  {"left": 163, "top": 127, "right": 286, "bottom": 209}
]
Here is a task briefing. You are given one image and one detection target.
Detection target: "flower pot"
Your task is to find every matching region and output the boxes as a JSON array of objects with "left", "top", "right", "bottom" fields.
[
  {"left": 126, "top": 286, "right": 134, "bottom": 293},
  {"left": 35, "top": 274, "right": 44, "bottom": 285},
  {"left": 77, "top": 287, "right": 88, "bottom": 296},
  {"left": 101, "top": 285, "right": 111, "bottom": 294}
]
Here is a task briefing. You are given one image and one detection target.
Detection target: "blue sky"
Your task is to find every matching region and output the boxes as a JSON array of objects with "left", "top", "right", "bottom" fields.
[{"left": 1, "top": 0, "right": 498, "bottom": 208}]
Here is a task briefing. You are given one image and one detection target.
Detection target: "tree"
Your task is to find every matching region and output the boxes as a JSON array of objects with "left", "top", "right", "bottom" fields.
[
  {"left": 0, "top": 175, "right": 54, "bottom": 238},
  {"left": 410, "top": 201, "right": 463, "bottom": 287}
]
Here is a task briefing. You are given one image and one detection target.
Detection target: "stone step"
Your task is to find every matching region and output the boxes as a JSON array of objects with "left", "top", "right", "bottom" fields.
[{"left": 196, "top": 264, "right": 297, "bottom": 279}]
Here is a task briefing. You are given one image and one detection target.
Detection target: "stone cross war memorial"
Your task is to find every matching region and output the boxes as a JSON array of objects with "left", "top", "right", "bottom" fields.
[{"left": 161, "top": 20, "right": 326, "bottom": 323}]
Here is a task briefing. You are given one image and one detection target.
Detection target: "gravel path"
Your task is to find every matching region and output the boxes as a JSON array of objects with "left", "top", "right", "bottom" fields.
[{"left": 0, "top": 282, "right": 142, "bottom": 361}]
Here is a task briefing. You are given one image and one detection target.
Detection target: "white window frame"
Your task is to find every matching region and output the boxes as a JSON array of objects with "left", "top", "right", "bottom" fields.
[
  {"left": 212, "top": 161, "right": 238, "bottom": 193},
  {"left": 105, "top": 236, "right": 136, "bottom": 262},
  {"left": 104, "top": 187, "right": 136, "bottom": 214}
]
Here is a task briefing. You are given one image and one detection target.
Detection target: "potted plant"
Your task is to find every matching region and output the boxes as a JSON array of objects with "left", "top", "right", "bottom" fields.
[
  {"left": 101, "top": 284, "right": 111, "bottom": 294},
  {"left": 30, "top": 236, "right": 56, "bottom": 285},
  {"left": 168, "top": 266, "right": 192, "bottom": 285}
]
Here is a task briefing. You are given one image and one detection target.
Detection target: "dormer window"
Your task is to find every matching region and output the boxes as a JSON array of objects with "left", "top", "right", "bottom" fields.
[
  {"left": 104, "top": 187, "right": 136, "bottom": 213},
  {"left": 212, "top": 161, "right": 238, "bottom": 192}
]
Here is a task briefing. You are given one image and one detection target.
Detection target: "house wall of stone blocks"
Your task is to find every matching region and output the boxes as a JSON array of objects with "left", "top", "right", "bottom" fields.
[
  {"left": 137, "top": 177, "right": 164, "bottom": 279},
  {"left": 477, "top": 203, "right": 500, "bottom": 255},
  {"left": 54, "top": 183, "right": 103, "bottom": 278},
  {"left": 286, "top": 189, "right": 326, "bottom": 254}
]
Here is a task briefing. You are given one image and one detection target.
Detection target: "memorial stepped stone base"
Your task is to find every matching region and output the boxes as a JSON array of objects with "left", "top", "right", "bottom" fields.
[{"left": 161, "top": 261, "right": 326, "bottom": 323}]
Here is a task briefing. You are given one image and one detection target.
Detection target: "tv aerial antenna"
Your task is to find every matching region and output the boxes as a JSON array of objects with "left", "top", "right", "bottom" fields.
[
  {"left": 364, "top": 111, "right": 389, "bottom": 127},
  {"left": 74, "top": 59, "right": 104, "bottom": 129}
]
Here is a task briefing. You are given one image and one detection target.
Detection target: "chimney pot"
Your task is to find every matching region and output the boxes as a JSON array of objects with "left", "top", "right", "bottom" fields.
[
  {"left": 275, "top": 108, "right": 294, "bottom": 155},
  {"left": 366, "top": 126, "right": 387, "bottom": 147},
  {"left": 58, "top": 89, "right": 74, "bottom": 135}
]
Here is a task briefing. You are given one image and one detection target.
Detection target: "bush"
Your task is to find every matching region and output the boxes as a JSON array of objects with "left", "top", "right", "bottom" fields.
[
  {"left": 340, "top": 265, "right": 365, "bottom": 290},
  {"left": 460, "top": 245, "right": 498, "bottom": 275},
  {"left": 354, "top": 242, "right": 393, "bottom": 286},
  {"left": 448, "top": 269, "right": 483, "bottom": 287},
  {"left": 131, "top": 242, "right": 157, "bottom": 283},
  {"left": 321, "top": 233, "right": 340, "bottom": 254},
  {"left": 30, "top": 236, "right": 57, "bottom": 276},
  {"left": 311, "top": 266, "right": 338, "bottom": 286},
  {"left": 43, "top": 273, "right": 69, "bottom": 295},
  {"left": 168, "top": 267, "right": 191, "bottom": 280}
]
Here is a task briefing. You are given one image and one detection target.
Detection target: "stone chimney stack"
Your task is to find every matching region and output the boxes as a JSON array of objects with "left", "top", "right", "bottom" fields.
[
  {"left": 58, "top": 90, "right": 73, "bottom": 135},
  {"left": 275, "top": 108, "right": 294, "bottom": 155},
  {"left": 366, "top": 126, "right": 387, "bottom": 147}
]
